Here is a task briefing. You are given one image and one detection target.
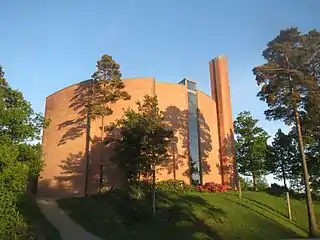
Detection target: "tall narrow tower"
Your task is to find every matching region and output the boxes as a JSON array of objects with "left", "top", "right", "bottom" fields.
[{"left": 209, "top": 56, "right": 236, "bottom": 186}]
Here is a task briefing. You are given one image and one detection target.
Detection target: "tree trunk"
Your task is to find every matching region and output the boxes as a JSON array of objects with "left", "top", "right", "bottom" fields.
[
  {"left": 286, "top": 191, "right": 293, "bottom": 221},
  {"left": 152, "top": 166, "right": 156, "bottom": 217},
  {"left": 295, "top": 109, "right": 318, "bottom": 237},
  {"left": 84, "top": 104, "right": 92, "bottom": 197},
  {"left": 282, "top": 161, "right": 292, "bottom": 221},
  {"left": 238, "top": 178, "right": 242, "bottom": 199},
  {"left": 173, "top": 150, "right": 176, "bottom": 180},
  {"left": 252, "top": 172, "right": 257, "bottom": 191},
  {"left": 281, "top": 160, "right": 288, "bottom": 191},
  {"left": 99, "top": 117, "right": 104, "bottom": 193}
]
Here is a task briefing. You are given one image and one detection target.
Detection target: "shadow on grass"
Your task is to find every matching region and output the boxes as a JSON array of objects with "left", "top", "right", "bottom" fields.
[
  {"left": 242, "top": 195, "right": 307, "bottom": 234},
  {"left": 243, "top": 195, "right": 288, "bottom": 218},
  {"left": 58, "top": 190, "right": 224, "bottom": 240},
  {"left": 58, "top": 189, "right": 313, "bottom": 240},
  {"left": 222, "top": 195, "right": 305, "bottom": 238}
]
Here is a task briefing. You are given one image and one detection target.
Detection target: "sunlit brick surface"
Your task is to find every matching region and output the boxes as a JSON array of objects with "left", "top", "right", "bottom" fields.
[{"left": 39, "top": 57, "right": 236, "bottom": 198}]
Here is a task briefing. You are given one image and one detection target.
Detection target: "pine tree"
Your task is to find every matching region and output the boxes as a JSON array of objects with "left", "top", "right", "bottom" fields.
[
  {"left": 253, "top": 27, "right": 320, "bottom": 237},
  {"left": 84, "top": 54, "right": 130, "bottom": 194}
]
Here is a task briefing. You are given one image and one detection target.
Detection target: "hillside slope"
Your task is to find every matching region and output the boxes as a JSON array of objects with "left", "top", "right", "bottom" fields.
[{"left": 58, "top": 191, "right": 319, "bottom": 240}]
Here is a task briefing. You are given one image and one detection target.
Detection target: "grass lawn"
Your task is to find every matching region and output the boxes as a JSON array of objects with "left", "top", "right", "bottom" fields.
[
  {"left": 58, "top": 190, "right": 319, "bottom": 240},
  {"left": 19, "top": 194, "right": 61, "bottom": 240}
]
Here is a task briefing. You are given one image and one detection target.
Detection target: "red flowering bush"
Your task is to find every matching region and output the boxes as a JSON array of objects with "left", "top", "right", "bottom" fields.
[{"left": 196, "top": 182, "right": 230, "bottom": 193}]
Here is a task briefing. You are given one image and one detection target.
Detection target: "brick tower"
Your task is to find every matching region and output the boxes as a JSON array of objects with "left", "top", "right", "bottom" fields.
[{"left": 209, "top": 56, "right": 237, "bottom": 186}]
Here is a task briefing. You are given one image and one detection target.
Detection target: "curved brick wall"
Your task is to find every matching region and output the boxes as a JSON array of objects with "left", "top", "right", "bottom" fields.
[
  {"left": 40, "top": 81, "right": 89, "bottom": 197},
  {"left": 156, "top": 83, "right": 190, "bottom": 183},
  {"left": 39, "top": 74, "right": 235, "bottom": 198}
]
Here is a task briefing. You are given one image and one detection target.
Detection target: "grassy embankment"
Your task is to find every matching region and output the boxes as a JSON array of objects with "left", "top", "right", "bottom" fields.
[{"left": 58, "top": 190, "right": 320, "bottom": 240}]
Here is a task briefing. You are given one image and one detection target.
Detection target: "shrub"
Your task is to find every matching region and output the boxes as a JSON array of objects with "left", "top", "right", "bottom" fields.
[
  {"left": 156, "top": 179, "right": 196, "bottom": 193},
  {"left": 266, "top": 183, "right": 287, "bottom": 197},
  {"left": 156, "top": 180, "right": 231, "bottom": 193},
  {"left": 106, "top": 183, "right": 151, "bottom": 221},
  {"left": 127, "top": 183, "right": 146, "bottom": 200},
  {"left": 0, "top": 144, "right": 30, "bottom": 239},
  {"left": 196, "top": 182, "right": 230, "bottom": 193}
]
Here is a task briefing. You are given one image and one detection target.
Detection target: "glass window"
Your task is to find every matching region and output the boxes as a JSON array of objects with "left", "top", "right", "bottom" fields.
[
  {"left": 187, "top": 81, "right": 197, "bottom": 91},
  {"left": 187, "top": 92, "right": 201, "bottom": 185}
]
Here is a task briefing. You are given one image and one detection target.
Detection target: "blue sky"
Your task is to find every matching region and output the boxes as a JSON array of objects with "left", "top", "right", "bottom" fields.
[{"left": 1, "top": 0, "right": 319, "bottom": 182}]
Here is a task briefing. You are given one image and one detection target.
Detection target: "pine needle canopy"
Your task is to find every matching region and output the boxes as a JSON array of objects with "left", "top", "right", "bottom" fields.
[{"left": 253, "top": 27, "right": 320, "bottom": 125}]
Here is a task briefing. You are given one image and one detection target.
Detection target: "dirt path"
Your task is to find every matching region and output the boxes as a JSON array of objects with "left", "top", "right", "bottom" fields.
[{"left": 36, "top": 198, "right": 102, "bottom": 240}]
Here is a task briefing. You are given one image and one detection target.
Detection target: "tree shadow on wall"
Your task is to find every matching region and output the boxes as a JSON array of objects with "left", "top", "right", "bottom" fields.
[
  {"left": 53, "top": 80, "right": 125, "bottom": 195},
  {"left": 54, "top": 151, "right": 87, "bottom": 197},
  {"left": 57, "top": 80, "right": 90, "bottom": 146},
  {"left": 39, "top": 139, "right": 116, "bottom": 198},
  {"left": 162, "top": 106, "right": 188, "bottom": 180},
  {"left": 38, "top": 151, "right": 89, "bottom": 198},
  {"left": 38, "top": 179, "right": 70, "bottom": 199},
  {"left": 162, "top": 106, "right": 212, "bottom": 183},
  {"left": 215, "top": 130, "right": 237, "bottom": 186},
  {"left": 197, "top": 110, "right": 213, "bottom": 177},
  {"left": 90, "top": 135, "right": 124, "bottom": 192}
]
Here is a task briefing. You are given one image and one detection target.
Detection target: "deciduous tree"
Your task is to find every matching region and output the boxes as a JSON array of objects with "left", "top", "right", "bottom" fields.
[
  {"left": 0, "top": 67, "right": 46, "bottom": 143},
  {"left": 267, "top": 129, "right": 301, "bottom": 190},
  {"left": 234, "top": 111, "right": 269, "bottom": 191},
  {"left": 107, "top": 95, "right": 173, "bottom": 216},
  {"left": 0, "top": 66, "right": 48, "bottom": 238}
]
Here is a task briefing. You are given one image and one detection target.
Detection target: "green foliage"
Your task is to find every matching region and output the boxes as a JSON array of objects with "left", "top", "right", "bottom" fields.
[
  {"left": 304, "top": 137, "right": 320, "bottom": 194},
  {"left": 87, "top": 54, "right": 130, "bottom": 119},
  {"left": 135, "top": 95, "right": 173, "bottom": 176},
  {"left": 253, "top": 27, "right": 320, "bottom": 125},
  {"left": 0, "top": 66, "right": 49, "bottom": 238},
  {"left": 108, "top": 95, "right": 173, "bottom": 182},
  {"left": 107, "top": 95, "right": 173, "bottom": 216},
  {"left": 0, "top": 68, "right": 47, "bottom": 143},
  {"left": 17, "top": 143, "right": 43, "bottom": 176},
  {"left": 239, "top": 176, "right": 251, "bottom": 191},
  {"left": 255, "top": 176, "right": 269, "bottom": 191},
  {"left": 157, "top": 179, "right": 196, "bottom": 193},
  {"left": 253, "top": 27, "right": 320, "bottom": 237},
  {"left": 126, "top": 183, "right": 147, "bottom": 200},
  {"left": 239, "top": 176, "right": 269, "bottom": 191},
  {"left": 234, "top": 111, "right": 270, "bottom": 190},
  {"left": 267, "top": 129, "right": 301, "bottom": 189},
  {"left": 0, "top": 191, "right": 29, "bottom": 239},
  {"left": 107, "top": 108, "right": 147, "bottom": 182},
  {"left": 251, "top": 28, "right": 320, "bottom": 193},
  {"left": 86, "top": 54, "right": 131, "bottom": 192},
  {"left": 0, "top": 138, "right": 32, "bottom": 239}
]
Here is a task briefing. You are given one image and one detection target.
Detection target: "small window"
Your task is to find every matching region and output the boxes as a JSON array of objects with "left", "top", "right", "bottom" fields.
[{"left": 187, "top": 81, "right": 196, "bottom": 91}]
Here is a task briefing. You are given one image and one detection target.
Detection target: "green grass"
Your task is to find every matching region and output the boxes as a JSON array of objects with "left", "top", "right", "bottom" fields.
[
  {"left": 58, "top": 190, "right": 320, "bottom": 240},
  {"left": 19, "top": 194, "right": 61, "bottom": 240}
]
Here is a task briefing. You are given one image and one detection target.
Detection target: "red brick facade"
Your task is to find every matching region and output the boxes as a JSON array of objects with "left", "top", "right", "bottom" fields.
[{"left": 38, "top": 56, "right": 236, "bottom": 198}]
